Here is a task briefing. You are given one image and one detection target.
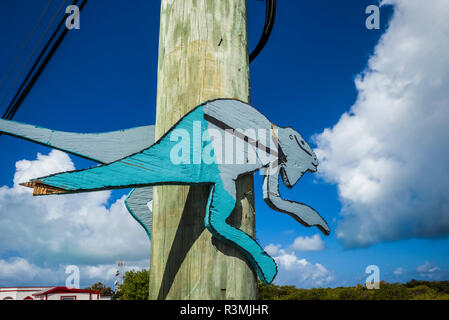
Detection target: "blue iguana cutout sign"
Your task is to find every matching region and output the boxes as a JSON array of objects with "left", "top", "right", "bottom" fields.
[{"left": 0, "top": 99, "right": 330, "bottom": 284}]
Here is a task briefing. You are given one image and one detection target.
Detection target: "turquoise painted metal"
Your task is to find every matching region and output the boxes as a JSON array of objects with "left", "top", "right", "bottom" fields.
[{"left": 1, "top": 99, "right": 330, "bottom": 285}]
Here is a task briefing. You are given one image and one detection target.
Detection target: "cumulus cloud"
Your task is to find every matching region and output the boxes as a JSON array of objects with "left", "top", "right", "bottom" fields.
[
  {"left": 0, "top": 256, "right": 149, "bottom": 286},
  {"left": 0, "top": 150, "right": 150, "bottom": 286},
  {"left": 78, "top": 259, "right": 149, "bottom": 284},
  {"left": 0, "top": 257, "right": 49, "bottom": 283},
  {"left": 291, "top": 234, "right": 325, "bottom": 252},
  {"left": 416, "top": 261, "right": 441, "bottom": 278},
  {"left": 264, "top": 243, "right": 281, "bottom": 256},
  {"left": 273, "top": 251, "right": 333, "bottom": 288},
  {"left": 393, "top": 267, "right": 405, "bottom": 276},
  {"left": 314, "top": 0, "right": 449, "bottom": 247},
  {"left": 264, "top": 242, "right": 333, "bottom": 288}
]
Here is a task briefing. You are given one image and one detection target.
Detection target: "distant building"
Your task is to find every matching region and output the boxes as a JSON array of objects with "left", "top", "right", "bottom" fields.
[
  {"left": 0, "top": 286, "right": 111, "bottom": 300},
  {"left": 0, "top": 287, "right": 51, "bottom": 300}
]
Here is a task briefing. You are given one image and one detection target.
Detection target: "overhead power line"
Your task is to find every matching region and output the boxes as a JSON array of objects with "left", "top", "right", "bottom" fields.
[
  {"left": 0, "top": 0, "right": 54, "bottom": 95},
  {"left": 1, "top": 0, "right": 268, "bottom": 124},
  {"left": 249, "top": 0, "right": 277, "bottom": 63},
  {"left": 0, "top": 0, "right": 67, "bottom": 114},
  {"left": 1, "top": 0, "right": 88, "bottom": 122}
]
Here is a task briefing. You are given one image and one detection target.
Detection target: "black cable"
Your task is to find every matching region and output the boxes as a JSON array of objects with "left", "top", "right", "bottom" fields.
[
  {"left": 2, "top": 0, "right": 269, "bottom": 121},
  {"left": 0, "top": 0, "right": 54, "bottom": 96},
  {"left": 3, "top": 0, "right": 87, "bottom": 120},
  {"left": 249, "top": 0, "right": 277, "bottom": 63},
  {"left": 1, "top": 0, "right": 73, "bottom": 120},
  {"left": 0, "top": 0, "right": 64, "bottom": 113},
  {"left": 2, "top": 0, "right": 88, "bottom": 121}
]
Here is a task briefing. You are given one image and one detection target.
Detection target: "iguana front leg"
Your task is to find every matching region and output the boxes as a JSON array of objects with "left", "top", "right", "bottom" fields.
[{"left": 263, "top": 165, "right": 330, "bottom": 235}]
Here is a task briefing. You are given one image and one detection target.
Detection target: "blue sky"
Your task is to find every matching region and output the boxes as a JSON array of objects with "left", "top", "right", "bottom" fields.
[{"left": 1, "top": 0, "right": 448, "bottom": 289}]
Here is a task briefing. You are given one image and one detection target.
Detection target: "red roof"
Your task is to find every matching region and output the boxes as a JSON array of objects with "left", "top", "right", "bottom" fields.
[{"left": 32, "top": 287, "right": 101, "bottom": 296}]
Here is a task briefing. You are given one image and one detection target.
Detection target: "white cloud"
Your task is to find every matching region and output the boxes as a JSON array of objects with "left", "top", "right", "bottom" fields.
[
  {"left": 0, "top": 150, "right": 150, "bottom": 286},
  {"left": 78, "top": 259, "right": 149, "bottom": 284},
  {"left": 416, "top": 261, "right": 441, "bottom": 277},
  {"left": 80, "top": 259, "right": 148, "bottom": 281},
  {"left": 264, "top": 243, "right": 281, "bottom": 256},
  {"left": 314, "top": 0, "right": 449, "bottom": 247},
  {"left": 12, "top": 151, "right": 74, "bottom": 194},
  {"left": 273, "top": 251, "right": 333, "bottom": 288},
  {"left": 0, "top": 256, "right": 149, "bottom": 287},
  {"left": 0, "top": 257, "right": 66, "bottom": 285},
  {"left": 393, "top": 267, "right": 405, "bottom": 276},
  {"left": 264, "top": 243, "right": 333, "bottom": 288},
  {"left": 291, "top": 234, "right": 325, "bottom": 252},
  {"left": 0, "top": 257, "right": 46, "bottom": 282}
]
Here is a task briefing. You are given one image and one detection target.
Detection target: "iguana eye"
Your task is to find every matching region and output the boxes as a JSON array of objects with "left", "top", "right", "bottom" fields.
[
  {"left": 289, "top": 135, "right": 294, "bottom": 140},
  {"left": 301, "top": 140, "right": 305, "bottom": 145}
]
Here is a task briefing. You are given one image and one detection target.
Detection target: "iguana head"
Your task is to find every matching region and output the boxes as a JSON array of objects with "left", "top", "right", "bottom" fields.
[{"left": 277, "top": 127, "right": 318, "bottom": 188}]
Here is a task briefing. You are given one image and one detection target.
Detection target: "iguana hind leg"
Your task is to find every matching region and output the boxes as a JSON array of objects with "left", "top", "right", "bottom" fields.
[
  {"left": 204, "top": 184, "right": 277, "bottom": 285},
  {"left": 125, "top": 187, "right": 153, "bottom": 241}
]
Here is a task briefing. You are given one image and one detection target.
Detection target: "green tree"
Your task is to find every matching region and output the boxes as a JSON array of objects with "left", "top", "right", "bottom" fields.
[
  {"left": 258, "top": 282, "right": 280, "bottom": 300},
  {"left": 257, "top": 280, "right": 449, "bottom": 300},
  {"left": 84, "top": 282, "right": 114, "bottom": 297},
  {"left": 116, "top": 269, "right": 150, "bottom": 300}
]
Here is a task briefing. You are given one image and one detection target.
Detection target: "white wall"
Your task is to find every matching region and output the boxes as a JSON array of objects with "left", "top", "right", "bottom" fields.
[
  {"left": 0, "top": 287, "right": 110, "bottom": 300},
  {"left": 0, "top": 287, "right": 52, "bottom": 300}
]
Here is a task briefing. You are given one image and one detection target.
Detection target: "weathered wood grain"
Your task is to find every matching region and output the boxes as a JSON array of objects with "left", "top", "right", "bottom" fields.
[{"left": 152, "top": 0, "right": 256, "bottom": 300}]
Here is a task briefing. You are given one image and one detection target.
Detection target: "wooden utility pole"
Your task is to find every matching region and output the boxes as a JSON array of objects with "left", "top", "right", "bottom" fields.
[{"left": 149, "top": 0, "right": 257, "bottom": 299}]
